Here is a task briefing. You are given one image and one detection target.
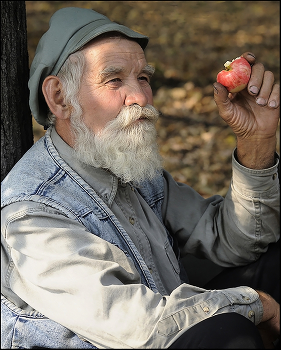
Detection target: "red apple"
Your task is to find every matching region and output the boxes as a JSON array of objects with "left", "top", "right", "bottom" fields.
[{"left": 216, "top": 56, "right": 251, "bottom": 93}]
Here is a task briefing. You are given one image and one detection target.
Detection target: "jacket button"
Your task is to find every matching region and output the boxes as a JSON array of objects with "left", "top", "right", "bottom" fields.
[
  {"left": 203, "top": 306, "right": 209, "bottom": 313},
  {"left": 248, "top": 310, "right": 255, "bottom": 318}
]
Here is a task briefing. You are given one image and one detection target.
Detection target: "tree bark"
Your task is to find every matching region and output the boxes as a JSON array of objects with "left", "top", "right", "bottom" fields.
[{"left": 1, "top": 1, "right": 33, "bottom": 182}]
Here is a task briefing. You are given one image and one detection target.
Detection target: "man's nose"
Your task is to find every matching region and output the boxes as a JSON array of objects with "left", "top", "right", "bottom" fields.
[{"left": 124, "top": 84, "right": 148, "bottom": 107}]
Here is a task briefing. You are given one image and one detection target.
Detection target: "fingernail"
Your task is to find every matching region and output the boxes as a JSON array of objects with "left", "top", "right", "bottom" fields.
[
  {"left": 247, "top": 53, "right": 256, "bottom": 59},
  {"left": 256, "top": 97, "right": 266, "bottom": 106},
  {"left": 269, "top": 100, "right": 276, "bottom": 108},
  {"left": 249, "top": 86, "right": 259, "bottom": 94},
  {"left": 213, "top": 84, "right": 219, "bottom": 94}
]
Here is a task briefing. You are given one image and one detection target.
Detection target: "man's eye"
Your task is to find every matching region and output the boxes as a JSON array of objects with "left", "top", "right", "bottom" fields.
[
  {"left": 108, "top": 78, "right": 121, "bottom": 83},
  {"left": 138, "top": 76, "right": 149, "bottom": 82}
]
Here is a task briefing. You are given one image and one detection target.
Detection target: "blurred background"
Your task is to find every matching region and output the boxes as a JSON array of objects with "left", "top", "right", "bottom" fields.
[{"left": 26, "top": 1, "right": 280, "bottom": 197}]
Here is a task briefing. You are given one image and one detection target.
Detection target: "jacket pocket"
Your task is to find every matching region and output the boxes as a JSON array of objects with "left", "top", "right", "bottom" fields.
[{"left": 164, "top": 240, "right": 180, "bottom": 274}]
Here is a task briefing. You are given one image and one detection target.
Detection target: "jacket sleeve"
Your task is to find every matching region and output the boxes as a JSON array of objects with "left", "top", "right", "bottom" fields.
[
  {"left": 162, "top": 150, "right": 280, "bottom": 266},
  {"left": 2, "top": 201, "right": 263, "bottom": 349}
]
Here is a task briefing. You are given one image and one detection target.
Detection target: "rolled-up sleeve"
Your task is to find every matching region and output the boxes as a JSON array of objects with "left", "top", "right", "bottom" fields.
[{"left": 162, "top": 150, "right": 280, "bottom": 266}]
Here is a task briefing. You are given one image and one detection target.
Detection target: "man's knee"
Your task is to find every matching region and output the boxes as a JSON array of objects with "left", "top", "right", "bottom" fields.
[{"left": 168, "top": 313, "right": 264, "bottom": 349}]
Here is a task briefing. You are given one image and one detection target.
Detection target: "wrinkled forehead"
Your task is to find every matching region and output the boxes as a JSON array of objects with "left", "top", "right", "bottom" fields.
[{"left": 81, "top": 35, "right": 148, "bottom": 74}]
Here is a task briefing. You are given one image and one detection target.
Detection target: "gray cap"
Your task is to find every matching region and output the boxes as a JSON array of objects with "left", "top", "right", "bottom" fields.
[{"left": 28, "top": 7, "right": 149, "bottom": 126}]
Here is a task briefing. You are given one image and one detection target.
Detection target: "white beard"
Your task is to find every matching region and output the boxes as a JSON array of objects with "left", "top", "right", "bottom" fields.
[{"left": 70, "top": 104, "right": 163, "bottom": 186}]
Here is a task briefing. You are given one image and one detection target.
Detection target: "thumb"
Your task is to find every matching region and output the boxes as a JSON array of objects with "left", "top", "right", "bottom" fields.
[{"left": 213, "top": 82, "right": 234, "bottom": 121}]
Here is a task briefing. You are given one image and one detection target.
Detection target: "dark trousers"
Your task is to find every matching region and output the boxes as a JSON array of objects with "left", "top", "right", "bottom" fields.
[{"left": 169, "top": 240, "right": 280, "bottom": 349}]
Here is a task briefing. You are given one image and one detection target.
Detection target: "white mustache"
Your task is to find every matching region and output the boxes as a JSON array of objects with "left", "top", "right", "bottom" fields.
[{"left": 109, "top": 104, "right": 159, "bottom": 130}]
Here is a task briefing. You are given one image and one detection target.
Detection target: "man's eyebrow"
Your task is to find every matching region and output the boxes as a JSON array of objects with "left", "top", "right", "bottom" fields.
[
  {"left": 142, "top": 64, "right": 155, "bottom": 77},
  {"left": 99, "top": 64, "right": 155, "bottom": 79},
  {"left": 99, "top": 66, "right": 124, "bottom": 79}
]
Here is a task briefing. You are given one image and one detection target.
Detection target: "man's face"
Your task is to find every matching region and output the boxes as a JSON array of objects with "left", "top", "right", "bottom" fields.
[
  {"left": 65, "top": 36, "right": 162, "bottom": 184},
  {"left": 78, "top": 36, "right": 154, "bottom": 134}
]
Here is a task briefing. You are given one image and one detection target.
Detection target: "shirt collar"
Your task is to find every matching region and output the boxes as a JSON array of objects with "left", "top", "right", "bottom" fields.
[{"left": 50, "top": 126, "right": 118, "bottom": 206}]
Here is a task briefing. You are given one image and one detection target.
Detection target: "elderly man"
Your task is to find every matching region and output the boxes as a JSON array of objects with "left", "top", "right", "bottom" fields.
[{"left": 1, "top": 7, "right": 280, "bottom": 349}]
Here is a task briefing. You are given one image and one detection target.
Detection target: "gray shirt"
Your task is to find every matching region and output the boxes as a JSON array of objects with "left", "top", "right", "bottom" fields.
[
  {"left": 52, "top": 128, "right": 182, "bottom": 295},
  {"left": 1, "top": 127, "right": 279, "bottom": 348}
]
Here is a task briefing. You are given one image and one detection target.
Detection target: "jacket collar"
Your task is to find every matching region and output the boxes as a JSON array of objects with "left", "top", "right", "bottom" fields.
[{"left": 50, "top": 126, "right": 118, "bottom": 206}]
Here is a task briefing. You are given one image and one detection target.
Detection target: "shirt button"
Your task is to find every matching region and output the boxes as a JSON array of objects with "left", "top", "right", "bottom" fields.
[
  {"left": 248, "top": 310, "right": 255, "bottom": 318},
  {"left": 203, "top": 306, "right": 210, "bottom": 313},
  {"left": 242, "top": 296, "right": 251, "bottom": 301},
  {"left": 272, "top": 173, "right": 277, "bottom": 180},
  {"left": 118, "top": 179, "right": 126, "bottom": 187},
  {"left": 130, "top": 186, "right": 135, "bottom": 192},
  {"left": 129, "top": 217, "right": 135, "bottom": 225}
]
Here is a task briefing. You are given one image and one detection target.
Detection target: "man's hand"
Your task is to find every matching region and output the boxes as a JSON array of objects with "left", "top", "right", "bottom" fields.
[
  {"left": 256, "top": 290, "right": 280, "bottom": 349},
  {"left": 213, "top": 52, "right": 280, "bottom": 169}
]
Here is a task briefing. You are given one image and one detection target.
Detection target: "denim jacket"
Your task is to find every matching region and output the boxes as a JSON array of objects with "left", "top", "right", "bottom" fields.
[
  {"left": 1, "top": 127, "right": 165, "bottom": 348},
  {"left": 1, "top": 127, "right": 279, "bottom": 348}
]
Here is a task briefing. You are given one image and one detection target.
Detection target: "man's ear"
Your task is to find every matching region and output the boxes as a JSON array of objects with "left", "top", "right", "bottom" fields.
[{"left": 42, "top": 76, "right": 70, "bottom": 119}]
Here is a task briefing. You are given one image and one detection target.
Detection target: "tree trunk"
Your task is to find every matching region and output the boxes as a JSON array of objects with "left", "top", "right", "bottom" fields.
[{"left": 1, "top": 1, "right": 33, "bottom": 182}]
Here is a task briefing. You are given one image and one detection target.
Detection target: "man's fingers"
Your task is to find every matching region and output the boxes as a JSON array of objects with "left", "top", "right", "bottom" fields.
[
  {"left": 268, "top": 83, "right": 280, "bottom": 109},
  {"left": 256, "top": 71, "right": 275, "bottom": 106},
  {"left": 248, "top": 62, "right": 265, "bottom": 96},
  {"left": 213, "top": 82, "right": 230, "bottom": 104},
  {"left": 241, "top": 52, "right": 256, "bottom": 65},
  {"left": 213, "top": 82, "right": 233, "bottom": 120}
]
